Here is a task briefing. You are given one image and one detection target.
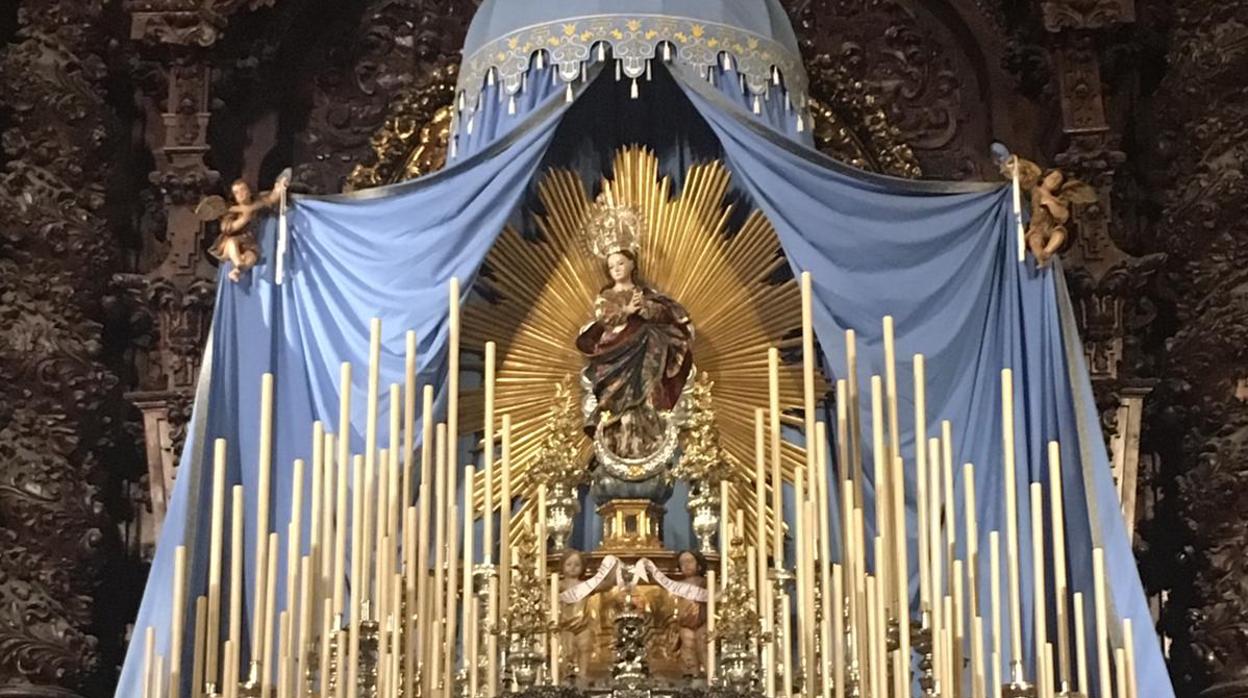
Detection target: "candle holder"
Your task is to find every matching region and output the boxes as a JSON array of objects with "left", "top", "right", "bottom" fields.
[
  {"left": 713, "top": 534, "right": 765, "bottom": 694},
  {"left": 239, "top": 661, "right": 261, "bottom": 697},
  {"left": 841, "top": 600, "right": 864, "bottom": 698},
  {"left": 610, "top": 592, "right": 652, "bottom": 698},
  {"left": 912, "top": 622, "right": 937, "bottom": 697},
  {"left": 358, "top": 617, "right": 382, "bottom": 698},
  {"left": 1002, "top": 662, "right": 1036, "bottom": 698},
  {"left": 473, "top": 563, "right": 497, "bottom": 698},
  {"left": 886, "top": 616, "right": 902, "bottom": 653},
  {"left": 1055, "top": 689, "right": 1087, "bottom": 698},
  {"left": 324, "top": 631, "right": 341, "bottom": 697},
  {"left": 508, "top": 639, "right": 544, "bottom": 690}
]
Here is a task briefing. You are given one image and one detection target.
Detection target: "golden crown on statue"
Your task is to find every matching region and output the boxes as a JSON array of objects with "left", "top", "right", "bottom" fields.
[{"left": 586, "top": 191, "right": 644, "bottom": 258}]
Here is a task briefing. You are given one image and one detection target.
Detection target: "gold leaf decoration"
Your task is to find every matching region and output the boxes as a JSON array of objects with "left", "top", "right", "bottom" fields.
[{"left": 462, "top": 146, "right": 825, "bottom": 548}]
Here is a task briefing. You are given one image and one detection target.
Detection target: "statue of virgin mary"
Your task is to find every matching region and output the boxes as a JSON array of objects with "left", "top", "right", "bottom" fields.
[{"left": 576, "top": 194, "right": 694, "bottom": 499}]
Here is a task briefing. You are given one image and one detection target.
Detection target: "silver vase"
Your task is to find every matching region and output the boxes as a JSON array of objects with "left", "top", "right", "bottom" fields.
[
  {"left": 687, "top": 484, "right": 721, "bottom": 556},
  {"left": 509, "top": 640, "right": 544, "bottom": 690},
  {"left": 717, "top": 639, "right": 759, "bottom": 691},
  {"left": 546, "top": 484, "right": 580, "bottom": 552}
]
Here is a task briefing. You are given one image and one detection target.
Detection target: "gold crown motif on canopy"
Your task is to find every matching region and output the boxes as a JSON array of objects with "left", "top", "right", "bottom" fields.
[
  {"left": 461, "top": 146, "right": 824, "bottom": 545},
  {"left": 585, "top": 192, "right": 644, "bottom": 259}
]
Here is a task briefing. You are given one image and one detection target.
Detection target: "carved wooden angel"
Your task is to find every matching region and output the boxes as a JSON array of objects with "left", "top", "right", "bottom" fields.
[
  {"left": 195, "top": 171, "right": 289, "bottom": 282},
  {"left": 1003, "top": 156, "right": 1098, "bottom": 267}
]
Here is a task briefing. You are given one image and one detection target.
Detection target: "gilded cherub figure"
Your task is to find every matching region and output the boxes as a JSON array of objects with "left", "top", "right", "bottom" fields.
[
  {"left": 672, "top": 550, "right": 708, "bottom": 679},
  {"left": 557, "top": 550, "right": 598, "bottom": 687},
  {"left": 195, "top": 172, "right": 290, "bottom": 282},
  {"left": 1003, "top": 156, "right": 1098, "bottom": 268}
]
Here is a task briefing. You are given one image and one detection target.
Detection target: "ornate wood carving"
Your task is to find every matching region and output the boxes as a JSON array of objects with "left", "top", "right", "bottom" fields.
[
  {"left": 1140, "top": 2, "right": 1248, "bottom": 694},
  {"left": 791, "top": 0, "right": 994, "bottom": 180},
  {"left": 116, "top": 0, "right": 228, "bottom": 555},
  {"left": 805, "top": 56, "right": 923, "bottom": 178},
  {"left": 1039, "top": 0, "right": 1156, "bottom": 541},
  {"left": 292, "top": 0, "right": 474, "bottom": 194},
  {"left": 346, "top": 62, "right": 458, "bottom": 189},
  {"left": 0, "top": 1, "right": 131, "bottom": 695}
]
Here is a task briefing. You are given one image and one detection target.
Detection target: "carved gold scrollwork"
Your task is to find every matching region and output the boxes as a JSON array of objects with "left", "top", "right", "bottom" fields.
[{"left": 345, "top": 62, "right": 459, "bottom": 190}]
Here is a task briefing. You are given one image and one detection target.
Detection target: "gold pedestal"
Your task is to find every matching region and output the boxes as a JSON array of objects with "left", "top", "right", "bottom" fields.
[{"left": 597, "top": 499, "right": 667, "bottom": 554}]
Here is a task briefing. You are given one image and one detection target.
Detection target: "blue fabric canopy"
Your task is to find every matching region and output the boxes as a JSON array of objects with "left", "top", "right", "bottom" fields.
[{"left": 115, "top": 60, "right": 1170, "bottom": 698}]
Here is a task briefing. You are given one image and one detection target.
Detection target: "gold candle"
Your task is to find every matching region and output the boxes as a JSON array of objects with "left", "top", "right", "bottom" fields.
[
  {"left": 254, "top": 374, "right": 275, "bottom": 668},
  {"left": 780, "top": 592, "right": 794, "bottom": 698},
  {"left": 142, "top": 626, "right": 155, "bottom": 698},
  {"left": 891, "top": 453, "right": 910, "bottom": 695},
  {"left": 1001, "top": 369, "right": 1024, "bottom": 669},
  {"left": 415, "top": 386, "right": 434, "bottom": 676},
  {"left": 169, "top": 546, "right": 188, "bottom": 698},
  {"left": 336, "top": 362, "right": 351, "bottom": 499},
  {"left": 768, "top": 348, "right": 783, "bottom": 566},
  {"left": 1074, "top": 592, "right": 1089, "bottom": 696},
  {"left": 1123, "top": 618, "right": 1139, "bottom": 698},
  {"left": 928, "top": 437, "right": 944, "bottom": 683},
  {"left": 914, "top": 355, "right": 930, "bottom": 614},
  {"left": 207, "top": 439, "right": 227, "bottom": 686},
  {"left": 462, "top": 465, "right": 476, "bottom": 687},
  {"left": 483, "top": 341, "right": 496, "bottom": 563},
  {"left": 832, "top": 564, "right": 845, "bottom": 698},
  {"left": 332, "top": 442, "right": 349, "bottom": 621},
  {"left": 1030, "top": 483, "right": 1049, "bottom": 697},
  {"left": 190, "top": 597, "right": 206, "bottom": 698},
  {"left": 882, "top": 316, "right": 900, "bottom": 479},
  {"left": 549, "top": 572, "right": 560, "bottom": 684},
  {"left": 707, "top": 570, "right": 717, "bottom": 684},
  {"left": 310, "top": 422, "right": 325, "bottom": 593},
  {"left": 1115, "top": 648, "right": 1128, "bottom": 698},
  {"left": 865, "top": 578, "right": 880, "bottom": 698},
  {"left": 754, "top": 408, "right": 767, "bottom": 588},
  {"left": 444, "top": 502, "right": 459, "bottom": 690},
  {"left": 794, "top": 469, "right": 809, "bottom": 681},
  {"left": 294, "top": 556, "right": 313, "bottom": 696},
  {"left": 816, "top": 423, "right": 834, "bottom": 698},
  {"left": 801, "top": 272, "right": 817, "bottom": 470},
  {"left": 1093, "top": 549, "right": 1112, "bottom": 698},
  {"left": 262, "top": 533, "right": 279, "bottom": 698},
  {"left": 499, "top": 415, "right": 513, "bottom": 617},
  {"left": 990, "top": 531, "right": 1002, "bottom": 698},
  {"left": 286, "top": 458, "right": 305, "bottom": 626},
  {"left": 403, "top": 331, "right": 417, "bottom": 514},
  {"left": 1048, "top": 442, "right": 1073, "bottom": 691},
  {"left": 964, "top": 462, "right": 980, "bottom": 623},
  {"left": 432, "top": 425, "right": 447, "bottom": 663},
  {"left": 227, "top": 486, "right": 245, "bottom": 687},
  {"left": 845, "top": 330, "right": 864, "bottom": 518},
  {"left": 870, "top": 376, "right": 889, "bottom": 614}
]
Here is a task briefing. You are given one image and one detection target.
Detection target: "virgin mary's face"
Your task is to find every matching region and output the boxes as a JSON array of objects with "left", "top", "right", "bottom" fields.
[{"left": 607, "top": 252, "right": 634, "bottom": 284}]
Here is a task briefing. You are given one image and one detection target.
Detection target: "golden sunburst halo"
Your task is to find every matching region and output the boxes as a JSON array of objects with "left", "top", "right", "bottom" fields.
[{"left": 461, "top": 146, "right": 825, "bottom": 548}]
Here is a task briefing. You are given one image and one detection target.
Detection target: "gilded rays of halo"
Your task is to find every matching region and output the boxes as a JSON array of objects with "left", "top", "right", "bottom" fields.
[{"left": 461, "top": 146, "right": 824, "bottom": 546}]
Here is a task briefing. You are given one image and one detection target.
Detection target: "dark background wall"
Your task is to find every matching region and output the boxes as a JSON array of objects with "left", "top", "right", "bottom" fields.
[{"left": 0, "top": 0, "right": 1241, "bottom": 696}]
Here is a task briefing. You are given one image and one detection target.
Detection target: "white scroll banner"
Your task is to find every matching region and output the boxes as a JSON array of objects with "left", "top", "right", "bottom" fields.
[{"left": 557, "top": 556, "right": 708, "bottom": 604}]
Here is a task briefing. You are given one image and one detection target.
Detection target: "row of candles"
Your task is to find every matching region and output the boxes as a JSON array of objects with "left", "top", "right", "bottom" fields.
[
  {"left": 715, "top": 276, "right": 1143, "bottom": 698},
  {"left": 136, "top": 273, "right": 1144, "bottom": 698}
]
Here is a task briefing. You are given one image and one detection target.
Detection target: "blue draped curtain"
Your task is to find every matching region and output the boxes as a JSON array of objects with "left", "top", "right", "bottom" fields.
[{"left": 115, "top": 61, "right": 1170, "bottom": 698}]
